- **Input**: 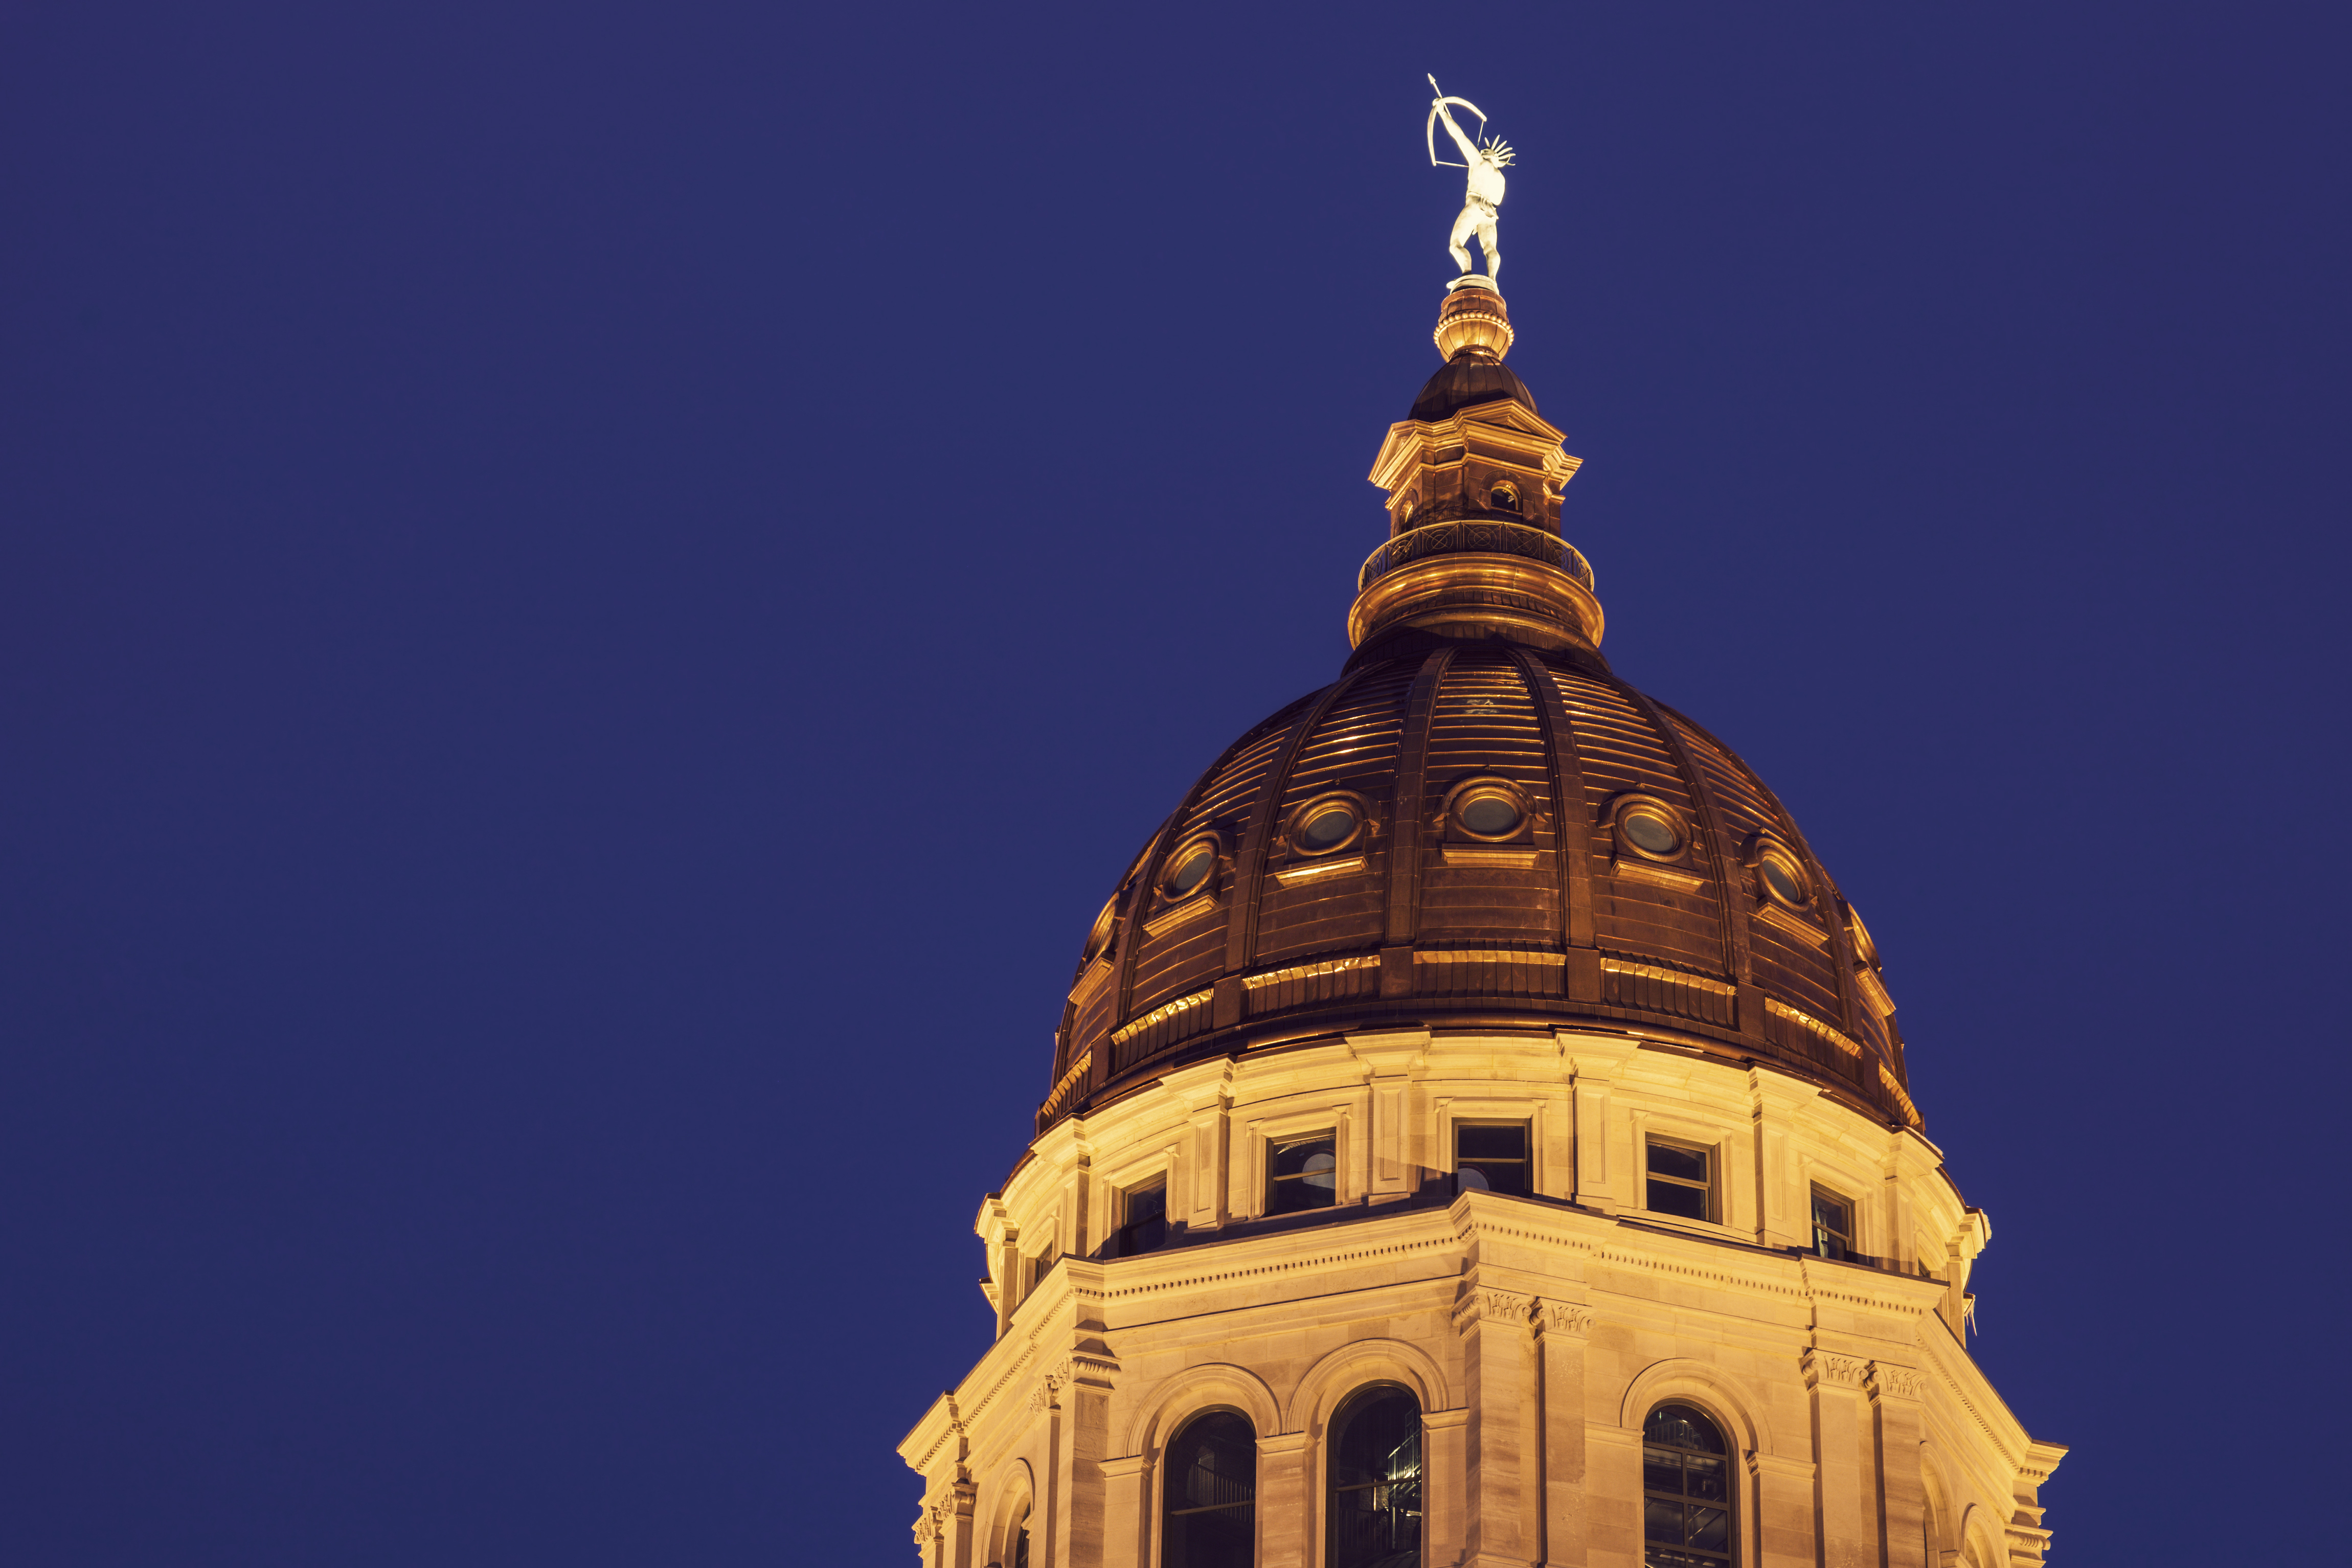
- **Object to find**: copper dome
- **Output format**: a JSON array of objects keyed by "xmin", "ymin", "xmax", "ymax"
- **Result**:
[{"xmin": 1041, "ymin": 284, "xmax": 1916, "ymax": 1135}]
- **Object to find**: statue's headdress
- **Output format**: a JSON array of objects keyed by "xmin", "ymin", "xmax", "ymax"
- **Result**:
[{"xmin": 1481, "ymin": 135, "xmax": 1517, "ymax": 167}]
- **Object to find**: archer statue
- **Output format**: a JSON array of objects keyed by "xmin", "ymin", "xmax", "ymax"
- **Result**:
[{"xmin": 1427, "ymin": 75, "xmax": 1515, "ymax": 283}]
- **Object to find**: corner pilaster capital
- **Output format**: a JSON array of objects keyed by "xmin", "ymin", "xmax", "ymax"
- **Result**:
[
  {"xmin": 1866, "ymin": 1360, "xmax": 1925, "ymax": 1403},
  {"xmin": 1257, "ymin": 1431, "xmax": 1310, "ymax": 1457},
  {"xmin": 1451, "ymin": 1286, "xmax": 1535, "ymax": 1336},
  {"xmin": 1097, "ymin": 1455, "xmax": 1148, "ymax": 1480},
  {"xmin": 1801, "ymin": 1347, "xmax": 1868, "ymax": 1393}
]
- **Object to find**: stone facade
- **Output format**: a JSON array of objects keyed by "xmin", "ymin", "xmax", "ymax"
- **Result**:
[{"xmin": 899, "ymin": 1029, "xmax": 2062, "ymax": 1567}]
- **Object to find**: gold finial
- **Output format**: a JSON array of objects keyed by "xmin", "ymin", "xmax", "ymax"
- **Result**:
[{"xmin": 1434, "ymin": 282, "xmax": 1514, "ymax": 361}]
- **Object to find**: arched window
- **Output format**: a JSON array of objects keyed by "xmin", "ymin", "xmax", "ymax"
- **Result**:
[
  {"xmin": 1008, "ymin": 1503, "xmax": 1030, "ymax": 1568},
  {"xmin": 1327, "ymin": 1385, "xmax": 1422, "ymax": 1568},
  {"xmin": 1643, "ymin": 1402, "xmax": 1734, "ymax": 1567},
  {"xmin": 1162, "ymin": 1410, "xmax": 1255, "ymax": 1568}
]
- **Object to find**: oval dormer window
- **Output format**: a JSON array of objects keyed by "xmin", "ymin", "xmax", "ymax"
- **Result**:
[
  {"xmin": 1163, "ymin": 841, "xmax": 1217, "ymax": 899},
  {"xmin": 1757, "ymin": 848, "xmax": 1811, "ymax": 908},
  {"xmin": 1450, "ymin": 781, "xmax": 1528, "ymax": 840},
  {"xmin": 1621, "ymin": 809, "xmax": 1681, "ymax": 856},
  {"xmin": 1286, "ymin": 793, "xmax": 1368, "ymax": 857},
  {"xmin": 1487, "ymin": 482, "xmax": 1520, "ymax": 511}
]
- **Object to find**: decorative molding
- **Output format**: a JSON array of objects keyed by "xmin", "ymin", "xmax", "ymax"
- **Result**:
[
  {"xmin": 1274, "ymin": 854, "xmax": 1369, "ymax": 886},
  {"xmin": 1243, "ymin": 955, "xmax": 1380, "ymax": 990},
  {"xmin": 1415, "ymin": 947, "xmax": 1565, "ymax": 967},
  {"xmin": 1853, "ymin": 965, "xmax": 1896, "ymax": 1017},
  {"xmin": 1451, "ymin": 1286, "xmax": 1534, "ymax": 1333},
  {"xmin": 1143, "ymin": 894, "xmax": 1222, "ymax": 939},
  {"xmin": 1802, "ymin": 1348, "xmax": 1868, "ymax": 1392},
  {"xmin": 1439, "ymin": 845, "xmax": 1541, "ymax": 869},
  {"xmin": 1879, "ymin": 1064, "xmax": 1923, "ymax": 1128},
  {"xmin": 1067, "ymin": 956, "xmax": 1114, "ymax": 1009},
  {"xmin": 1766, "ymin": 996, "xmax": 1863, "ymax": 1057},
  {"xmin": 1536, "ymin": 1299, "xmax": 1594, "ymax": 1337},
  {"xmin": 1601, "ymin": 956, "xmax": 1735, "ymax": 995},
  {"xmin": 1754, "ymin": 899, "xmax": 1830, "ymax": 949},
  {"xmin": 1609, "ymin": 856, "xmax": 1707, "ymax": 892},
  {"xmin": 1039, "ymin": 1052, "xmax": 1092, "ymax": 1121},
  {"xmin": 1867, "ymin": 1361, "xmax": 1925, "ymax": 1401},
  {"xmin": 1110, "ymin": 989, "xmax": 1210, "ymax": 1047}
]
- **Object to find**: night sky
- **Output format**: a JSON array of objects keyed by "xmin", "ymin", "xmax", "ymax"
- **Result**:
[{"xmin": 3, "ymin": 4, "xmax": 2346, "ymax": 1564}]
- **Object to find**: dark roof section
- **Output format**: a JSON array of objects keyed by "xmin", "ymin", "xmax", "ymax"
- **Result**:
[{"xmin": 1410, "ymin": 356, "xmax": 1537, "ymax": 422}]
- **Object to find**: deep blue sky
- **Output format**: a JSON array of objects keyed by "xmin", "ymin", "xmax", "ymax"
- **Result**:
[{"xmin": 3, "ymin": 4, "xmax": 2346, "ymax": 1564}]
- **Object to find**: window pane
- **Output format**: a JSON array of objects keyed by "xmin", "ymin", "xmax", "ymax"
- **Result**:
[
  {"xmin": 1329, "ymin": 1390, "xmax": 1422, "ymax": 1568},
  {"xmin": 1643, "ymin": 1451, "xmax": 1683, "ymax": 1495},
  {"xmin": 1456, "ymin": 1124, "xmax": 1526, "ymax": 1161},
  {"xmin": 1688, "ymin": 1506, "xmax": 1730, "ymax": 1553},
  {"xmin": 1273, "ymin": 1137, "xmax": 1333, "ymax": 1180},
  {"xmin": 1647, "ymin": 1179, "xmax": 1708, "ymax": 1221},
  {"xmin": 1463, "ymin": 1160, "xmax": 1527, "ymax": 1196},
  {"xmin": 1644, "ymin": 1404, "xmax": 1728, "ymax": 1454},
  {"xmin": 1129, "ymin": 1181, "xmax": 1167, "ymax": 1224},
  {"xmin": 1647, "ymin": 1142, "xmax": 1708, "ymax": 1184},
  {"xmin": 1682, "ymin": 1454, "xmax": 1725, "ymax": 1502},
  {"xmin": 1644, "ymin": 1498, "xmax": 1685, "ymax": 1543},
  {"xmin": 1165, "ymin": 1412, "xmax": 1255, "ymax": 1568}
]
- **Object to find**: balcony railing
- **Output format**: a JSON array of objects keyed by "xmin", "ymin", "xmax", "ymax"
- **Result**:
[{"xmin": 1358, "ymin": 519, "xmax": 1595, "ymax": 593}]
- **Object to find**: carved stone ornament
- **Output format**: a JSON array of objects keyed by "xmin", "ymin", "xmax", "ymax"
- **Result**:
[
  {"xmin": 1451, "ymin": 1287, "xmax": 1534, "ymax": 1333},
  {"xmin": 1537, "ymin": 1300, "xmax": 1594, "ymax": 1337},
  {"xmin": 1867, "ymin": 1361, "xmax": 1925, "ymax": 1401},
  {"xmin": 1802, "ymin": 1348, "xmax": 1868, "ymax": 1391}
]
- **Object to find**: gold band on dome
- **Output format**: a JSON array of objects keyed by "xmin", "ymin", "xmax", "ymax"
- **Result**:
[
  {"xmin": 1038, "ymin": 1051, "xmax": 1091, "ymax": 1121},
  {"xmin": 1109, "ymin": 988, "xmax": 1210, "ymax": 1048},
  {"xmin": 1241, "ymin": 955, "xmax": 1379, "ymax": 991},
  {"xmin": 1601, "ymin": 957, "xmax": 1736, "ymax": 996},
  {"xmin": 1880, "ymin": 1064, "xmax": 1923, "ymax": 1128},
  {"xmin": 1767, "ymin": 996, "xmax": 1863, "ymax": 1057}
]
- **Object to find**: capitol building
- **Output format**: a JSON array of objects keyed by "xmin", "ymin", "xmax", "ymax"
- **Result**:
[{"xmin": 897, "ymin": 217, "xmax": 2063, "ymax": 1568}]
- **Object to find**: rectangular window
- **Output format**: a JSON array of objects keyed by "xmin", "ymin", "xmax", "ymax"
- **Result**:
[
  {"xmin": 1028, "ymin": 1242, "xmax": 1056, "ymax": 1293},
  {"xmin": 1455, "ymin": 1122, "xmax": 1529, "ymax": 1195},
  {"xmin": 1811, "ymin": 1188, "xmax": 1852, "ymax": 1261},
  {"xmin": 1116, "ymin": 1176, "xmax": 1168, "ymax": 1256},
  {"xmin": 1645, "ymin": 1139, "xmax": 1712, "ymax": 1222},
  {"xmin": 1267, "ymin": 1133, "xmax": 1338, "ymax": 1215}
]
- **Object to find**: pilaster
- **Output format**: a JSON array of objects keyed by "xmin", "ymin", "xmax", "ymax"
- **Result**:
[
  {"xmin": 1534, "ymin": 1298, "xmax": 1592, "ymax": 1567},
  {"xmin": 1097, "ymin": 1455, "xmax": 1146, "ymax": 1568},
  {"xmin": 1422, "ymin": 1406, "xmax": 1471, "ymax": 1568},
  {"xmin": 1453, "ymin": 1284, "xmax": 1536, "ymax": 1567},
  {"xmin": 1803, "ymin": 1348, "xmax": 1872, "ymax": 1568},
  {"xmin": 1349, "ymin": 1028, "xmax": 1430, "ymax": 1199},
  {"xmin": 1867, "ymin": 1360, "xmax": 1926, "ymax": 1568},
  {"xmin": 1256, "ymin": 1431, "xmax": 1311, "ymax": 1568},
  {"xmin": 1561, "ymin": 1032, "xmax": 1638, "ymax": 1212}
]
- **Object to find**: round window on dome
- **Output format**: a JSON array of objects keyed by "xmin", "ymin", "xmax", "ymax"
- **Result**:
[
  {"xmin": 1757, "ymin": 850, "xmax": 1811, "ymax": 909},
  {"xmin": 1612, "ymin": 797, "xmax": 1688, "ymax": 860},
  {"xmin": 1163, "ymin": 840, "xmax": 1217, "ymax": 900},
  {"xmin": 1082, "ymin": 895, "xmax": 1120, "ymax": 960},
  {"xmin": 1449, "ymin": 781, "xmax": 1528, "ymax": 841},
  {"xmin": 1287, "ymin": 795, "xmax": 1366, "ymax": 856}
]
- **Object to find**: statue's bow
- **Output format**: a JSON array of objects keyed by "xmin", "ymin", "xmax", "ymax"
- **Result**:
[{"xmin": 1426, "ymin": 74, "xmax": 1488, "ymax": 167}]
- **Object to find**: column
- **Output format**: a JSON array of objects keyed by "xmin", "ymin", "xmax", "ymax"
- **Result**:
[
  {"xmin": 1535, "ymin": 1300, "xmax": 1592, "ymax": 1567},
  {"xmin": 1454, "ymin": 1286, "xmax": 1535, "ymax": 1568}
]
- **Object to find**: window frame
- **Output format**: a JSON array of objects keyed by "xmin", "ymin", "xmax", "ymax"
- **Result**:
[
  {"xmin": 1644, "ymin": 1135, "xmax": 1716, "ymax": 1224},
  {"xmin": 1159, "ymin": 1407, "xmax": 1258, "ymax": 1568},
  {"xmin": 1115, "ymin": 1173, "xmax": 1170, "ymax": 1258},
  {"xmin": 1452, "ymin": 1119, "xmax": 1532, "ymax": 1196},
  {"xmin": 1325, "ymin": 1383, "xmax": 1424, "ymax": 1568},
  {"xmin": 1265, "ymin": 1131, "xmax": 1339, "ymax": 1216},
  {"xmin": 1641, "ymin": 1400, "xmax": 1737, "ymax": 1568},
  {"xmin": 1809, "ymin": 1185, "xmax": 1854, "ymax": 1262}
]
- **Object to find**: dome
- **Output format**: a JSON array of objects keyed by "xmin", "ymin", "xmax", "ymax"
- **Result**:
[
  {"xmin": 1039, "ymin": 283, "xmax": 1917, "ymax": 1136},
  {"xmin": 1410, "ymin": 356, "xmax": 1536, "ymax": 422}
]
